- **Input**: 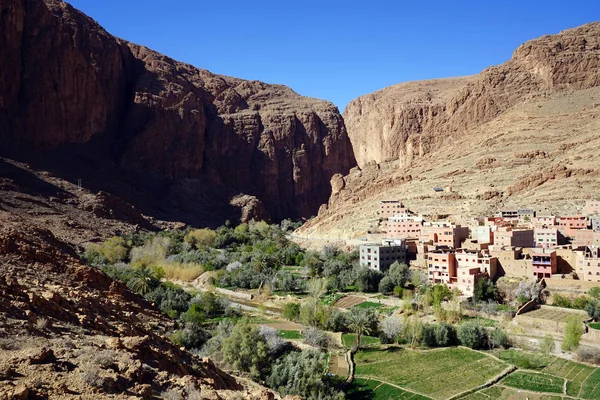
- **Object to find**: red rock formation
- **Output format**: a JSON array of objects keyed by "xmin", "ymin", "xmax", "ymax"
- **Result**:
[
  {"xmin": 344, "ymin": 22, "xmax": 600, "ymax": 168},
  {"xmin": 0, "ymin": 0, "xmax": 356, "ymax": 222}
]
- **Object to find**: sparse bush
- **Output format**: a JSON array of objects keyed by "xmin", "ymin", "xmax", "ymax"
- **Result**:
[
  {"xmin": 489, "ymin": 327, "xmax": 510, "ymax": 349},
  {"xmin": 36, "ymin": 317, "xmax": 49, "ymax": 330},
  {"xmin": 576, "ymin": 347, "xmax": 600, "ymax": 365},
  {"xmin": 258, "ymin": 326, "xmax": 289, "ymax": 356},
  {"xmin": 184, "ymin": 229, "xmax": 217, "ymax": 248},
  {"xmin": 145, "ymin": 282, "xmax": 192, "ymax": 317},
  {"xmin": 434, "ymin": 323, "xmax": 457, "ymax": 347},
  {"xmin": 303, "ymin": 327, "xmax": 329, "ymax": 349},
  {"xmin": 159, "ymin": 262, "xmax": 205, "ymax": 281},
  {"xmin": 540, "ymin": 335, "xmax": 556, "ymax": 356},
  {"xmin": 562, "ymin": 316, "xmax": 583, "ymax": 351},
  {"xmin": 380, "ymin": 315, "xmax": 403, "ymax": 343},
  {"xmin": 130, "ymin": 236, "xmax": 170, "ymax": 266}
]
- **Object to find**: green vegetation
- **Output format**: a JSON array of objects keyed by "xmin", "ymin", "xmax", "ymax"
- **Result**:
[
  {"xmin": 459, "ymin": 315, "xmax": 498, "ymax": 327},
  {"xmin": 562, "ymin": 315, "xmax": 584, "ymax": 351},
  {"xmin": 500, "ymin": 371, "xmax": 564, "ymax": 394},
  {"xmin": 347, "ymin": 378, "xmax": 431, "ymax": 400},
  {"xmin": 278, "ymin": 330, "xmax": 303, "ymax": 340},
  {"xmin": 590, "ymin": 322, "xmax": 600, "ymax": 330},
  {"xmin": 354, "ymin": 347, "xmax": 506, "ymax": 399},
  {"xmin": 496, "ymin": 349, "xmax": 551, "ymax": 370},
  {"xmin": 353, "ymin": 301, "xmax": 384, "ymax": 310},
  {"xmin": 580, "ymin": 369, "xmax": 600, "ymax": 399},
  {"xmin": 343, "ymin": 334, "xmax": 380, "ymax": 349}
]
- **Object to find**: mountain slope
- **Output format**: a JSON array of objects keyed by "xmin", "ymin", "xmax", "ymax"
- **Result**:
[
  {"xmin": 0, "ymin": 0, "xmax": 356, "ymax": 223},
  {"xmin": 300, "ymin": 22, "xmax": 600, "ymax": 240}
]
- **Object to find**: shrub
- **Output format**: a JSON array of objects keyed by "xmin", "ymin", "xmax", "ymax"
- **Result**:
[
  {"xmin": 91, "ymin": 236, "xmax": 129, "ymax": 264},
  {"xmin": 458, "ymin": 321, "xmax": 488, "ymax": 349},
  {"xmin": 282, "ymin": 302, "xmax": 301, "ymax": 322},
  {"xmin": 576, "ymin": 347, "xmax": 600, "ymax": 365},
  {"xmin": 324, "ymin": 309, "xmax": 348, "ymax": 333},
  {"xmin": 434, "ymin": 323, "xmax": 457, "ymax": 347},
  {"xmin": 258, "ymin": 326, "xmax": 289, "ymax": 356},
  {"xmin": 184, "ymin": 229, "xmax": 217, "ymax": 248},
  {"xmin": 303, "ymin": 327, "xmax": 329, "ymax": 350},
  {"xmin": 473, "ymin": 277, "xmax": 497, "ymax": 303},
  {"xmin": 266, "ymin": 350, "xmax": 342, "ymax": 399},
  {"xmin": 393, "ymin": 285, "xmax": 404, "ymax": 298},
  {"xmin": 130, "ymin": 236, "xmax": 170, "ymax": 266},
  {"xmin": 422, "ymin": 324, "xmax": 437, "ymax": 347},
  {"xmin": 159, "ymin": 262, "xmax": 204, "ymax": 281},
  {"xmin": 540, "ymin": 334, "xmax": 555, "ymax": 356},
  {"xmin": 489, "ymin": 327, "xmax": 510, "ymax": 349},
  {"xmin": 585, "ymin": 299, "xmax": 600, "ymax": 321},
  {"xmin": 378, "ymin": 276, "xmax": 395, "ymax": 294},
  {"xmin": 127, "ymin": 266, "xmax": 160, "ymax": 295},
  {"xmin": 172, "ymin": 326, "xmax": 209, "ymax": 350},
  {"xmin": 380, "ymin": 315, "xmax": 403, "ymax": 343},
  {"xmin": 562, "ymin": 316, "xmax": 583, "ymax": 351},
  {"xmin": 222, "ymin": 323, "xmax": 271, "ymax": 379},
  {"xmin": 388, "ymin": 261, "xmax": 410, "ymax": 287},
  {"xmin": 145, "ymin": 282, "xmax": 192, "ymax": 317}
]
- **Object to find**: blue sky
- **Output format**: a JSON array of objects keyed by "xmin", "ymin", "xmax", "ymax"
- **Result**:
[{"xmin": 68, "ymin": 0, "xmax": 598, "ymax": 110}]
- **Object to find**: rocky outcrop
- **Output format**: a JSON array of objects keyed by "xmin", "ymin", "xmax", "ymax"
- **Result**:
[
  {"xmin": 344, "ymin": 22, "xmax": 600, "ymax": 168},
  {"xmin": 0, "ymin": 0, "xmax": 356, "ymax": 222}
]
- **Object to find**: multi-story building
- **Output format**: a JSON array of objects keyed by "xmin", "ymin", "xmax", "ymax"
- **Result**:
[
  {"xmin": 532, "ymin": 215, "xmax": 556, "ymax": 227},
  {"xmin": 385, "ymin": 213, "xmax": 423, "ymax": 238},
  {"xmin": 575, "ymin": 247, "xmax": 600, "ymax": 283},
  {"xmin": 590, "ymin": 215, "xmax": 600, "ymax": 232},
  {"xmin": 454, "ymin": 250, "xmax": 498, "ymax": 297},
  {"xmin": 470, "ymin": 225, "xmax": 493, "ymax": 244},
  {"xmin": 585, "ymin": 200, "xmax": 600, "ymax": 216},
  {"xmin": 359, "ymin": 240, "xmax": 406, "ymax": 272},
  {"xmin": 493, "ymin": 227, "xmax": 534, "ymax": 248},
  {"xmin": 379, "ymin": 200, "xmax": 408, "ymax": 219},
  {"xmin": 518, "ymin": 209, "xmax": 536, "ymax": 224},
  {"xmin": 427, "ymin": 249, "xmax": 456, "ymax": 287},
  {"xmin": 421, "ymin": 222, "xmax": 469, "ymax": 249},
  {"xmin": 557, "ymin": 215, "xmax": 588, "ymax": 237},
  {"xmin": 497, "ymin": 209, "xmax": 519, "ymax": 220},
  {"xmin": 489, "ymin": 247, "xmax": 531, "ymax": 278},
  {"xmin": 531, "ymin": 249, "xmax": 557, "ymax": 279},
  {"xmin": 534, "ymin": 225, "xmax": 559, "ymax": 248}
]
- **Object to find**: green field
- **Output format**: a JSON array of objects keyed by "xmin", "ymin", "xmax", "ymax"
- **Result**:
[
  {"xmin": 277, "ymin": 329, "xmax": 303, "ymax": 339},
  {"xmin": 343, "ymin": 334, "xmax": 380, "ymax": 349},
  {"xmin": 500, "ymin": 370, "xmax": 564, "ymax": 394},
  {"xmin": 354, "ymin": 347, "xmax": 507, "ymax": 399},
  {"xmin": 353, "ymin": 301, "xmax": 384, "ymax": 309},
  {"xmin": 495, "ymin": 349, "xmax": 552, "ymax": 370},
  {"xmin": 590, "ymin": 322, "xmax": 600, "ymax": 330},
  {"xmin": 459, "ymin": 315, "xmax": 499, "ymax": 327},
  {"xmin": 580, "ymin": 369, "xmax": 600, "ymax": 399},
  {"xmin": 347, "ymin": 378, "xmax": 431, "ymax": 400}
]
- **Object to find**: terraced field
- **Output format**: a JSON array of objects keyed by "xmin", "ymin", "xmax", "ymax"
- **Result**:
[
  {"xmin": 335, "ymin": 295, "xmax": 366, "ymax": 308},
  {"xmin": 347, "ymin": 378, "xmax": 431, "ymax": 400},
  {"xmin": 354, "ymin": 347, "xmax": 508, "ymax": 399},
  {"xmin": 543, "ymin": 358, "xmax": 596, "ymax": 397}
]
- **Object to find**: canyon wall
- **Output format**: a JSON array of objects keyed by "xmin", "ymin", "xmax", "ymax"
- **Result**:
[
  {"xmin": 0, "ymin": 0, "xmax": 356, "ymax": 222},
  {"xmin": 344, "ymin": 22, "xmax": 600, "ymax": 168}
]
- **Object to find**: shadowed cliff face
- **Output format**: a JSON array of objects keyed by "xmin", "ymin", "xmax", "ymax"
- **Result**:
[
  {"xmin": 344, "ymin": 22, "xmax": 600, "ymax": 168},
  {"xmin": 0, "ymin": 0, "xmax": 356, "ymax": 222}
]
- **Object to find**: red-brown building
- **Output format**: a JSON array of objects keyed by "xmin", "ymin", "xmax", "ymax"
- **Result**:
[
  {"xmin": 531, "ymin": 250, "xmax": 557, "ymax": 279},
  {"xmin": 379, "ymin": 200, "xmax": 408, "ymax": 219},
  {"xmin": 427, "ymin": 250, "xmax": 457, "ymax": 286},
  {"xmin": 557, "ymin": 215, "xmax": 588, "ymax": 237}
]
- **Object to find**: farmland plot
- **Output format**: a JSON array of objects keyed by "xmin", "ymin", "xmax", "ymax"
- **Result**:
[
  {"xmin": 354, "ymin": 347, "xmax": 507, "ymax": 399},
  {"xmin": 500, "ymin": 371, "xmax": 564, "ymax": 394}
]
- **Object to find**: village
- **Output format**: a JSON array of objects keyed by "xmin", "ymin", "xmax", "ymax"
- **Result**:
[{"xmin": 360, "ymin": 199, "xmax": 600, "ymax": 298}]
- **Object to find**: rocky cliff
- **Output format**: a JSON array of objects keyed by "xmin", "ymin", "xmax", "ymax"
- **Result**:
[
  {"xmin": 344, "ymin": 22, "xmax": 600, "ymax": 168},
  {"xmin": 0, "ymin": 0, "xmax": 356, "ymax": 223},
  {"xmin": 300, "ymin": 22, "xmax": 600, "ymax": 241}
]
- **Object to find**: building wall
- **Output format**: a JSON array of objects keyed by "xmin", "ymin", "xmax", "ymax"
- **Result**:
[
  {"xmin": 385, "ymin": 220, "xmax": 422, "ymax": 238},
  {"xmin": 557, "ymin": 215, "xmax": 588, "ymax": 237},
  {"xmin": 532, "ymin": 251, "xmax": 557, "ymax": 279},
  {"xmin": 534, "ymin": 226, "xmax": 558, "ymax": 248},
  {"xmin": 427, "ymin": 252, "xmax": 456, "ymax": 286},
  {"xmin": 573, "ymin": 230, "xmax": 600, "ymax": 248},
  {"xmin": 490, "ymin": 248, "xmax": 531, "ymax": 278},
  {"xmin": 379, "ymin": 201, "xmax": 406, "ymax": 219},
  {"xmin": 471, "ymin": 226, "xmax": 493, "ymax": 244},
  {"xmin": 360, "ymin": 244, "xmax": 406, "ymax": 272}
]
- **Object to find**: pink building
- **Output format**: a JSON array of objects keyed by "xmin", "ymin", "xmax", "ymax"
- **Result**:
[
  {"xmin": 532, "ymin": 216, "xmax": 556, "ymax": 226},
  {"xmin": 557, "ymin": 215, "xmax": 588, "ymax": 237},
  {"xmin": 531, "ymin": 250, "xmax": 557, "ymax": 279},
  {"xmin": 379, "ymin": 200, "xmax": 408, "ymax": 219},
  {"xmin": 585, "ymin": 200, "xmax": 600, "ymax": 216},
  {"xmin": 421, "ymin": 223, "xmax": 469, "ymax": 249},
  {"xmin": 576, "ymin": 247, "xmax": 600, "ymax": 283},
  {"xmin": 494, "ymin": 228, "xmax": 534, "ymax": 248},
  {"xmin": 427, "ymin": 250, "xmax": 457, "ymax": 287},
  {"xmin": 534, "ymin": 225, "xmax": 559, "ymax": 248},
  {"xmin": 385, "ymin": 214, "xmax": 423, "ymax": 238}
]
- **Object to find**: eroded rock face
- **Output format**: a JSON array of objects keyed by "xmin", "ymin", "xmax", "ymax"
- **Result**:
[
  {"xmin": 344, "ymin": 22, "xmax": 600, "ymax": 168},
  {"xmin": 0, "ymin": 0, "xmax": 356, "ymax": 222}
]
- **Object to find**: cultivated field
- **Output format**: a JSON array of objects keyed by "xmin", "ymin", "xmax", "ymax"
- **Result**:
[
  {"xmin": 354, "ymin": 347, "xmax": 508, "ymax": 399},
  {"xmin": 347, "ymin": 378, "xmax": 431, "ymax": 400},
  {"xmin": 335, "ymin": 295, "xmax": 367, "ymax": 308}
]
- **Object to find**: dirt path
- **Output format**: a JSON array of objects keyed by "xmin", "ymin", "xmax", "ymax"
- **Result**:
[
  {"xmin": 262, "ymin": 322, "xmax": 303, "ymax": 331},
  {"xmin": 328, "ymin": 354, "xmax": 350, "ymax": 377}
]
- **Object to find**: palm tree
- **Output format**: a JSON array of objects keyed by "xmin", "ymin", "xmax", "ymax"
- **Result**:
[
  {"xmin": 347, "ymin": 310, "xmax": 372, "ymax": 352},
  {"xmin": 128, "ymin": 266, "xmax": 158, "ymax": 295}
]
